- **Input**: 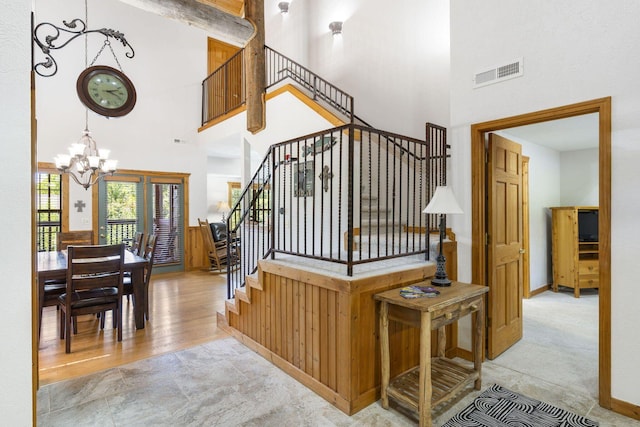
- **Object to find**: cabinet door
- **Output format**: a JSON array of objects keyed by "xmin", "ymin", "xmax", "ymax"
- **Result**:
[{"xmin": 552, "ymin": 208, "xmax": 579, "ymax": 288}]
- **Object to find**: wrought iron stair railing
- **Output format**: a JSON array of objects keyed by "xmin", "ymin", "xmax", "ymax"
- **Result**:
[
  {"xmin": 201, "ymin": 47, "xmax": 450, "ymax": 298},
  {"xmin": 226, "ymin": 123, "xmax": 448, "ymax": 299}
]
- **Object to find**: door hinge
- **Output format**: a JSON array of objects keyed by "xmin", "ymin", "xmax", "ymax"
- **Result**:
[
  {"xmin": 485, "ymin": 233, "xmax": 490, "ymax": 245},
  {"xmin": 487, "ymin": 317, "xmax": 492, "ymax": 327}
]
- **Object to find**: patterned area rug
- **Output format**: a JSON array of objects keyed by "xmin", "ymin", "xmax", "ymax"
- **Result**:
[{"xmin": 442, "ymin": 384, "xmax": 599, "ymax": 426}]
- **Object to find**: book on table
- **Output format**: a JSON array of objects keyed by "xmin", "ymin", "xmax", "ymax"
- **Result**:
[{"xmin": 399, "ymin": 285, "xmax": 441, "ymax": 299}]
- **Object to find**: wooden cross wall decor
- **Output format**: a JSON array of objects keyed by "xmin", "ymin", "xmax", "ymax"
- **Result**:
[
  {"xmin": 74, "ymin": 200, "xmax": 86, "ymax": 212},
  {"xmin": 319, "ymin": 165, "xmax": 333, "ymax": 193}
]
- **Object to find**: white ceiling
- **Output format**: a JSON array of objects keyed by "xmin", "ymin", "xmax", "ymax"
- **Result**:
[{"xmin": 497, "ymin": 112, "xmax": 599, "ymax": 152}]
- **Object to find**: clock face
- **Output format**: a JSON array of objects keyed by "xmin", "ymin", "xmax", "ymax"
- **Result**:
[
  {"xmin": 87, "ymin": 73, "xmax": 129, "ymax": 109},
  {"xmin": 77, "ymin": 65, "xmax": 137, "ymax": 117}
]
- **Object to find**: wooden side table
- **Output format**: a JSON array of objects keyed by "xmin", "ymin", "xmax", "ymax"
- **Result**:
[{"xmin": 374, "ymin": 281, "xmax": 488, "ymax": 427}]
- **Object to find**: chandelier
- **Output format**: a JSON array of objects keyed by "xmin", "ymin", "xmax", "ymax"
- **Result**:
[{"xmin": 54, "ymin": 125, "xmax": 117, "ymax": 190}]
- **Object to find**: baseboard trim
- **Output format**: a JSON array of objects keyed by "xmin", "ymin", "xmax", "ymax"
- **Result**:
[
  {"xmin": 611, "ymin": 397, "xmax": 640, "ymax": 421},
  {"xmin": 454, "ymin": 347, "xmax": 473, "ymax": 362},
  {"xmin": 529, "ymin": 284, "xmax": 550, "ymax": 298}
]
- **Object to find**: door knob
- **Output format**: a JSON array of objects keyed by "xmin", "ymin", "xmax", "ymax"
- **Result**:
[
  {"xmin": 519, "ymin": 248, "xmax": 526, "ymax": 254},
  {"xmin": 100, "ymin": 234, "xmax": 106, "ymax": 238}
]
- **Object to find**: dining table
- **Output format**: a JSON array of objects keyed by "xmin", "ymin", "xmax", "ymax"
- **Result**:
[{"xmin": 37, "ymin": 249, "xmax": 149, "ymax": 330}]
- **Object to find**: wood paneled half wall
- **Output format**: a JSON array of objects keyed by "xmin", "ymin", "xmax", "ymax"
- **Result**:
[{"xmin": 218, "ymin": 239, "xmax": 458, "ymax": 415}]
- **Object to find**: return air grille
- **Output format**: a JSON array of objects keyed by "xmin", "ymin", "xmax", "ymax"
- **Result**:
[{"xmin": 473, "ymin": 58, "xmax": 523, "ymax": 88}]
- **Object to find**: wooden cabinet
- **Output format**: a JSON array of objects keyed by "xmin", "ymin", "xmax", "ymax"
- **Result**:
[{"xmin": 550, "ymin": 206, "xmax": 599, "ymax": 298}]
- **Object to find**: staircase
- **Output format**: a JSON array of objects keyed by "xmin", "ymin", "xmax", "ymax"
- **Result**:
[{"xmin": 202, "ymin": 47, "xmax": 449, "ymax": 299}]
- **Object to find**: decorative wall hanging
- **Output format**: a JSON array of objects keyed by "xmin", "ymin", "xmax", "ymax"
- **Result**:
[
  {"xmin": 319, "ymin": 165, "xmax": 333, "ymax": 193},
  {"xmin": 294, "ymin": 161, "xmax": 314, "ymax": 197},
  {"xmin": 302, "ymin": 136, "xmax": 337, "ymax": 157}
]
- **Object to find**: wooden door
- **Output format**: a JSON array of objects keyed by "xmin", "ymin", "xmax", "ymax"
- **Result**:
[
  {"xmin": 522, "ymin": 156, "xmax": 530, "ymax": 298},
  {"xmin": 487, "ymin": 133, "xmax": 523, "ymax": 359}
]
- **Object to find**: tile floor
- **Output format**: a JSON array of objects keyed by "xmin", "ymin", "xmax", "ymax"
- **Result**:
[{"xmin": 37, "ymin": 290, "xmax": 640, "ymax": 426}]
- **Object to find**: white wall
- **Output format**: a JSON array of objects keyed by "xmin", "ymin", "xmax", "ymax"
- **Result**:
[
  {"xmin": 206, "ymin": 156, "xmax": 241, "ymax": 222},
  {"xmin": 0, "ymin": 2, "xmax": 35, "ymax": 424},
  {"xmin": 35, "ymin": 0, "xmax": 210, "ymax": 227},
  {"xmin": 521, "ymin": 140, "xmax": 561, "ymax": 291},
  {"xmin": 450, "ymin": 0, "xmax": 640, "ymax": 406},
  {"xmin": 560, "ymin": 148, "xmax": 598, "ymax": 206},
  {"xmin": 264, "ymin": 0, "xmax": 451, "ymax": 139}
]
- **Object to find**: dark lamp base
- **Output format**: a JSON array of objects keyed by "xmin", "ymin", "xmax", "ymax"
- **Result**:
[
  {"xmin": 431, "ymin": 277, "xmax": 452, "ymax": 287},
  {"xmin": 432, "ymin": 251, "xmax": 451, "ymax": 287}
]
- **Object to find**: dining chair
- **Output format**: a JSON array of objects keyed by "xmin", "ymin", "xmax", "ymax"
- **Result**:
[
  {"xmin": 123, "ymin": 233, "xmax": 157, "ymax": 321},
  {"xmin": 56, "ymin": 230, "xmax": 94, "ymax": 250},
  {"xmin": 58, "ymin": 243, "xmax": 125, "ymax": 353},
  {"xmin": 39, "ymin": 231, "xmax": 95, "ymax": 338},
  {"xmin": 130, "ymin": 231, "xmax": 145, "ymax": 256}
]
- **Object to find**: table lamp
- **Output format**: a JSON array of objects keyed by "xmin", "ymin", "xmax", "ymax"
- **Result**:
[
  {"xmin": 423, "ymin": 186, "xmax": 463, "ymax": 286},
  {"xmin": 217, "ymin": 201, "xmax": 231, "ymax": 222}
]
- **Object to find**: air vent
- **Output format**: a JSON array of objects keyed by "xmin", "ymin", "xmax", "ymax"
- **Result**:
[{"xmin": 473, "ymin": 58, "xmax": 523, "ymax": 88}]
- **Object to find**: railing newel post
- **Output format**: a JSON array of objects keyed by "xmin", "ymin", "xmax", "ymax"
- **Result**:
[{"xmin": 347, "ymin": 124, "xmax": 355, "ymax": 276}]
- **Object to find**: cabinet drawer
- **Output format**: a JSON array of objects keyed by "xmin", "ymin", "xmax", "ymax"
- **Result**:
[
  {"xmin": 579, "ymin": 275, "xmax": 599, "ymax": 289},
  {"xmin": 579, "ymin": 260, "xmax": 599, "ymax": 275},
  {"xmin": 431, "ymin": 296, "xmax": 483, "ymax": 330}
]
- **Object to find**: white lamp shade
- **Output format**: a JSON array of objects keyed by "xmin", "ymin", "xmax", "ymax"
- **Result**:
[
  {"xmin": 423, "ymin": 186, "xmax": 463, "ymax": 214},
  {"xmin": 217, "ymin": 201, "xmax": 231, "ymax": 213}
]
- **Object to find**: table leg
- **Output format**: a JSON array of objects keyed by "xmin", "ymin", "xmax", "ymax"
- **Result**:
[
  {"xmin": 132, "ymin": 266, "xmax": 146, "ymax": 329},
  {"xmin": 473, "ymin": 297, "xmax": 484, "ymax": 390},
  {"xmin": 419, "ymin": 311, "xmax": 432, "ymax": 427},
  {"xmin": 437, "ymin": 327, "xmax": 446, "ymax": 358},
  {"xmin": 379, "ymin": 301, "xmax": 390, "ymax": 409}
]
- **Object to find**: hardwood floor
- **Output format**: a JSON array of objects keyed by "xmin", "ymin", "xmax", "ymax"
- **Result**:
[{"xmin": 38, "ymin": 270, "xmax": 230, "ymax": 386}]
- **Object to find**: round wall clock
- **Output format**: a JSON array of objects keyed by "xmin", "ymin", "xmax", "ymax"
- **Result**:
[{"xmin": 76, "ymin": 65, "xmax": 137, "ymax": 117}]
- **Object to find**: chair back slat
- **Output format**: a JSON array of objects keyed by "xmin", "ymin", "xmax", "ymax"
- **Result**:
[
  {"xmin": 130, "ymin": 232, "xmax": 145, "ymax": 256},
  {"xmin": 57, "ymin": 230, "xmax": 93, "ymax": 250},
  {"xmin": 67, "ymin": 244, "xmax": 125, "ymax": 293}
]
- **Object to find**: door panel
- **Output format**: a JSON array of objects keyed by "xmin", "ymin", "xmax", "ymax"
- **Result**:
[
  {"xmin": 98, "ymin": 178, "xmax": 144, "ymax": 246},
  {"xmin": 487, "ymin": 133, "xmax": 523, "ymax": 359}
]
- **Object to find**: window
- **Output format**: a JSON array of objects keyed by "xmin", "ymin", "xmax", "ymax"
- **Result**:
[
  {"xmin": 152, "ymin": 182, "xmax": 183, "ymax": 265},
  {"xmin": 227, "ymin": 181, "xmax": 271, "ymax": 227},
  {"xmin": 36, "ymin": 172, "xmax": 62, "ymax": 251},
  {"xmin": 250, "ymin": 184, "xmax": 271, "ymax": 224}
]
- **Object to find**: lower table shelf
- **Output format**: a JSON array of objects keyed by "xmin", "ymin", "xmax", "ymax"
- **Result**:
[{"xmin": 387, "ymin": 357, "xmax": 479, "ymax": 412}]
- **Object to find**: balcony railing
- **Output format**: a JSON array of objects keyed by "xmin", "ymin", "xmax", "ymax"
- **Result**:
[
  {"xmin": 202, "ymin": 46, "xmax": 355, "ymax": 126},
  {"xmin": 202, "ymin": 49, "xmax": 245, "ymax": 125},
  {"xmin": 106, "ymin": 219, "xmax": 137, "ymax": 246}
]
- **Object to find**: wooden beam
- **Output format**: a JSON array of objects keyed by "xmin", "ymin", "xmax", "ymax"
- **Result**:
[
  {"xmin": 117, "ymin": 0, "xmax": 254, "ymax": 46},
  {"xmin": 244, "ymin": 0, "xmax": 266, "ymax": 133}
]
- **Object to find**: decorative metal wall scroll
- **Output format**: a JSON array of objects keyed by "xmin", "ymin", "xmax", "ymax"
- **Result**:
[{"xmin": 33, "ymin": 17, "xmax": 135, "ymax": 77}]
